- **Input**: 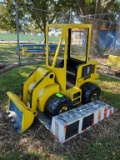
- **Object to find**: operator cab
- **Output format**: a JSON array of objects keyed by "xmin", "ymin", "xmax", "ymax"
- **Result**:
[
  {"xmin": 46, "ymin": 24, "xmax": 91, "ymax": 90},
  {"xmin": 66, "ymin": 28, "xmax": 89, "ymax": 86}
]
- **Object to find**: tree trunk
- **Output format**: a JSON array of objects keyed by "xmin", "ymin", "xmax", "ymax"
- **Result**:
[
  {"xmin": 91, "ymin": 24, "xmax": 102, "ymax": 57},
  {"xmin": 95, "ymin": 0, "xmax": 101, "ymax": 14},
  {"xmin": 80, "ymin": 16, "xmax": 102, "ymax": 57},
  {"xmin": 77, "ymin": 0, "xmax": 89, "ymax": 16}
]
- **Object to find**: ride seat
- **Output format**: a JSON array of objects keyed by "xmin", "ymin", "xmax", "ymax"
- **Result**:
[{"xmin": 66, "ymin": 58, "xmax": 82, "ymax": 86}]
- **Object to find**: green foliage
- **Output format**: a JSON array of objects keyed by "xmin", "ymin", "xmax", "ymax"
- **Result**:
[
  {"xmin": 110, "ymin": 1, "xmax": 120, "ymax": 12},
  {"xmin": 24, "ymin": 0, "xmax": 73, "ymax": 41},
  {"xmin": 0, "ymin": 0, "xmax": 26, "ymax": 32},
  {"xmin": 85, "ymin": 0, "xmax": 93, "ymax": 5},
  {"xmin": 76, "ymin": 0, "xmax": 119, "ymax": 15},
  {"xmin": 0, "ymin": 4, "xmax": 15, "ymax": 31}
]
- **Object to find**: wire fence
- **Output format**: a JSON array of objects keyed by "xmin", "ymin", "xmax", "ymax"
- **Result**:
[
  {"xmin": 80, "ymin": 14, "xmax": 120, "ymax": 57},
  {"xmin": 0, "ymin": 2, "xmax": 120, "ymax": 67}
]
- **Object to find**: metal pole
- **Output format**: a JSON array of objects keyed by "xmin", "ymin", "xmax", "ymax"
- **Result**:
[
  {"xmin": 113, "ymin": 13, "xmax": 120, "ymax": 55},
  {"xmin": 69, "ymin": 8, "xmax": 72, "ymax": 23},
  {"xmin": 15, "ymin": 2, "xmax": 20, "ymax": 65}
]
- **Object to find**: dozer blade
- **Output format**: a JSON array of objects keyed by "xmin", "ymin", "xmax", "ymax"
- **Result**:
[{"xmin": 7, "ymin": 91, "xmax": 35, "ymax": 133}]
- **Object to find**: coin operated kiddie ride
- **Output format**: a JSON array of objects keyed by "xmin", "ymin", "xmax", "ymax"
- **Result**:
[{"xmin": 7, "ymin": 24, "xmax": 113, "ymax": 143}]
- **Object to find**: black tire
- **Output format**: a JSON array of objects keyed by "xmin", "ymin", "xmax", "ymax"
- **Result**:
[
  {"xmin": 45, "ymin": 93, "xmax": 72, "ymax": 117},
  {"xmin": 81, "ymin": 82, "xmax": 101, "ymax": 104}
]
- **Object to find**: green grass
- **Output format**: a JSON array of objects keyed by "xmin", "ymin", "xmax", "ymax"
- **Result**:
[
  {"xmin": 0, "ymin": 44, "xmax": 18, "ymax": 64},
  {"xmin": 0, "ymin": 65, "xmax": 40, "ymax": 106},
  {"xmin": 0, "ymin": 44, "xmax": 46, "ymax": 64},
  {"xmin": 0, "ymin": 66, "xmax": 120, "ymax": 160},
  {"xmin": 0, "ymin": 42, "xmax": 61, "ymax": 65},
  {"xmin": 75, "ymin": 135, "xmax": 120, "ymax": 160},
  {"xmin": 0, "ymin": 33, "xmax": 60, "ymax": 42},
  {"xmin": 98, "ymin": 73, "xmax": 120, "ymax": 109},
  {"xmin": 0, "ymin": 33, "xmax": 44, "ymax": 41}
]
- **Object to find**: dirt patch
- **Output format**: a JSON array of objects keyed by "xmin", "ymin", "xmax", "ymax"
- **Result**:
[
  {"xmin": 0, "ymin": 107, "xmax": 120, "ymax": 159},
  {"xmin": 97, "ymin": 64, "xmax": 120, "ymax": 79},
  {"xmin": 94, "ymin": 57, "xmax": 120, "ymax": 79},
  {"xmin": 0, "ymin": 63, "xmax": 19, "ymax": 75}
]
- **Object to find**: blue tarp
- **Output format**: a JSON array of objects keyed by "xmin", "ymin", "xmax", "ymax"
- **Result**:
[{"xmin": 99, "ymin": 30, "xmax": 116, "ymax": 48}]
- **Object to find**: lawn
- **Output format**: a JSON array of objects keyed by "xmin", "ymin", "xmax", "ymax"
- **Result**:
[
  {"xmin": 0, "ymin": 42, "xmax": 62, "ymax": 65},
  {"xmin": 0, "ymin": 33, "xmax": 44, "ymax": 42},
  {"xmin": 0, "ymin": 33, "xmax": 60, "ymax": 42},
  {"xmin": 0, "ymin": 44, "xmax": 46, "ymax": 65},
  {"xmin": 0, "ymin": 65, "xmax": 120, "ymax": 160},
  {"xmin": 0, "ymin": 44, "xmax": 18, "ymax": 64}
]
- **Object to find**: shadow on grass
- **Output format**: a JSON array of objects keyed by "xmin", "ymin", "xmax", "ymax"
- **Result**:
[
  {"xmin": 99, "ymin": 72, "xmax": 120, "ymax": 83},
  {"xmin": 0, "ymin": 65, "xmax": 40, "ymax": 106},
  {"xmin": 0, "ymin": 152, "xmax": 42, "ymax": 160}
]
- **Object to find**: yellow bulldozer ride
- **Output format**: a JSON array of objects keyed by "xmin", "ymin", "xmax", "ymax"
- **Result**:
[{"xmin": 7, "ymin": 24, "xmax": 101, "ymax": 134}]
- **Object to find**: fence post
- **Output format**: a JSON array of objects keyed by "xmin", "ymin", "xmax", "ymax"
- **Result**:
[{"xmin": 14, "ymin": 2, "xmax": 20, "ymax": 65}]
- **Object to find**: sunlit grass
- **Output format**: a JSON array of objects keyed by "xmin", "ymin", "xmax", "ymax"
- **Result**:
[
  {"xmin": 98, "ymin": 73, "xmax": 120, "ymax": 109},
  {"xmin": 0, "ymin": 44, "xmax": 17, "ymax": 64},
  {"xmin": 0, "ymin": 44, "xmax": 46, "ymax": 64}
]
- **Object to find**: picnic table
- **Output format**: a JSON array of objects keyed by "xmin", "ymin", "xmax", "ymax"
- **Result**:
[
  {"xmin": 19, "ymin": 43, "xmax": 64, "ymax": 56},
  {"xmin": 19, "ymin": 44, "xmax": 45, "ymax": 55}
]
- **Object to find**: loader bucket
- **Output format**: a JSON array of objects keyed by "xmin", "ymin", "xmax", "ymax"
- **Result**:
[{"xmin": 7, "ymin": 91, "xmax": 35, "ymax": 133}]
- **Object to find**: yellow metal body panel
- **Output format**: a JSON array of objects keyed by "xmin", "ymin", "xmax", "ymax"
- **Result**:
[
  {"xmin": 30, "ymin": 71, "xmax": 56, "ymax": 113},
  {"xmin": 66, "ymin": 87, "xmax": 82, "ymax": 105},
  {"xmin": 23, "ymin": 67, "xmax": 49, "ymax": 104},
  {"xmin": 7, "ymin": 91, "xmax": 35, "ymax": 133},
  {"xmin": 47, "ymin": 66, "xmax": 66, "ymax": 93},
  {"xmin": 75, "ymin": 60, "xmax": 99, "ymax": 87},
  {"xmin": 106, "ymin": 55, "xmax": 120, "ymax": 67},
  {"xmin": 38, "ymin": 84, "xmax": 59, "ymax": 112}
]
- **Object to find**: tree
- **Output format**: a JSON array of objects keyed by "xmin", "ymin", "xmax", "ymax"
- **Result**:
[
  {"xmin": 24, "ymin": 0, "xmax": 74, "ymax": 43},
  {"xmin": 0, "ymin": 0, "xmax": 26, "ymax": 32},
  {"xmin": 76, "ymin": 0, "xmax": 120, "ymax": 16},
  {"xmin": 0, "ymin": 0, "xmax": 119, "ymax": 50},
  {"xmin": 0, "ymin": 3, "xmax": 16, "ymax": 32},
  {"xmin": 75, "ymin": 0, "xmax": 120, "ymax": 56},
  {"xmin": 0, "ymin": 0, "xmax": 75, "ymax": 41}
]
